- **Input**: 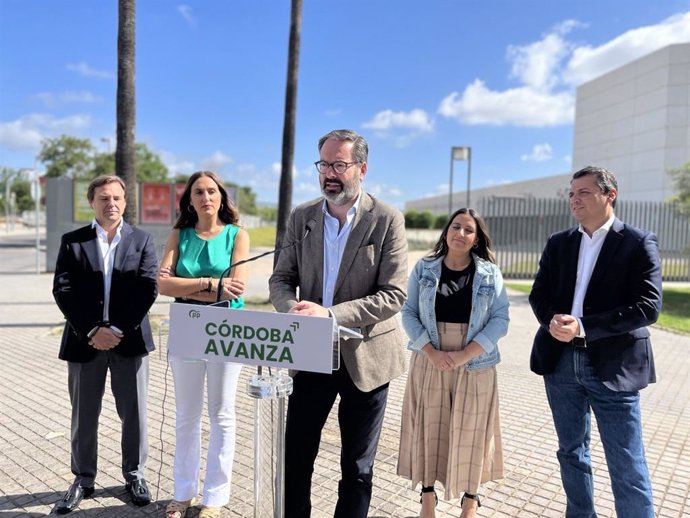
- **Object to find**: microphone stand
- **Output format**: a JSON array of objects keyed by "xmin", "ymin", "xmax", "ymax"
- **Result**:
[
  {"xmin": 211, "ymin": 221, "xmax": 310, "ymax": 518},
  {"xmin": 213, "ymin": 222, "xmax": 314, "ymax": 305}
]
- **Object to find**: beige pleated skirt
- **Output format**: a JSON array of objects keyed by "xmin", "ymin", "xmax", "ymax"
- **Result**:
[{"xmin": 397, "ymin": 322, "xmax": 504, "ymax": 500}]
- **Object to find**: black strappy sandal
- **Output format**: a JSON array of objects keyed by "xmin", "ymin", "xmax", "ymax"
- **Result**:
[
  {"xmin": 420, "ymin": 485, "xmax": 438, "ymax": 506},
  {"xmin": 461, "ymin": 492, "xmax": 481, "ymax": 507}
]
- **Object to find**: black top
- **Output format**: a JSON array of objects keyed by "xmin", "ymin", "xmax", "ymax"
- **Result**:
[{"xmin": 435, "ymin": 259, "xmax": 475, "ymax": 323}]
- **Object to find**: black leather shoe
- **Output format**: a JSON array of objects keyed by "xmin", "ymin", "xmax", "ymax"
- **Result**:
[
  {"xmin": 56, "ymin": 482, "xmax": 94, "ymax": 514},
  {"xmin": 125, "ymin": 478, "xmax": 151, "ymax": 506}
]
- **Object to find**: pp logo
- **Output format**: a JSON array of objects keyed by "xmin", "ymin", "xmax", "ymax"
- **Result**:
[{"xmin": 189, "ymin": 310, "xmax": 201, "ymax": 319}]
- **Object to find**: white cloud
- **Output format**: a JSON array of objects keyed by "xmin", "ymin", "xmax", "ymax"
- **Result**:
[
  {"xmin": 439, "ymin": 80, "xmax": 574, "ymax": 126},
  {"xmin": 563, "ymin": 12, "xmax": 690, "ymax": 86},
  {"xmin": 177, "ymin": 5, "xmax": 197, "ymax": 27},
  {"xmin": 200, "ymin": 150, "xmax": 233, "ymax": 172},
  {"xmin": 438, "ymin": 13, "xmax": 690, "ymax": 128},
  {"xmin": 66, "ymin": 62, "xmax": 113, "ymax": 79},
  {"xmin": 363, "ymin": 109, "xmax": 434, "ymax": 133},
  {"xmin": 271, "ymin": 161, "xmax": 301, "ymax": 179},
  {"xmin": 361, "ymin": 109, "xmax": 434, "ymax": 147},
  {"xmin": 33, "ymin": 90, "xmax": 102, "ymax": 108},
  {"xmin": 0, "ymin": 113, "xmax": 91, "ymax": 151},
  {"xmin": 159, "ymin": 150, "xmax": 195, "ymax": 175},
  {"xmin": 325, "ymin": 109, "xmax": 342, "ymax": 116},
  {"xmin": 521, "ymin": 143, "xmax": 553, "ymax": 162},
  {"xmin": 507, "ymin": 26, "xmax": 574, "ymax": 91}
]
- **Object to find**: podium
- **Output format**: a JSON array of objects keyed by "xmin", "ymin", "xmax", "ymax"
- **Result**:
[{"xmin": 167, "ymin": 302, "xmax": 361, "ymax": 518}]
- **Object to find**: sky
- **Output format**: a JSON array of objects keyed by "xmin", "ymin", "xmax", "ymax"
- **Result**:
[{"xmin": 1, "ymin": 0, "xmax": 690, "ymax": 209}]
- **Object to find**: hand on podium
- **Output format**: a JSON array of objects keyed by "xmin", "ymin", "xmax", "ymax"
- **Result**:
[{"xmin": 288, "ymin": 300, "xmax": 330, "ymax": 318}]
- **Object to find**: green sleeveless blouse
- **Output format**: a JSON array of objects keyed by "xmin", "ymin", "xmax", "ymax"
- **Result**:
[{"xmin": 176, "ymin": 225, "xmax": 244, "ymax": 308}]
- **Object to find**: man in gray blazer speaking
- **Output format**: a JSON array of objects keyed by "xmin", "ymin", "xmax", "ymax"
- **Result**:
[{"xmin": 269, "ymin": 129, "xmax": 408, "ymax": 518}]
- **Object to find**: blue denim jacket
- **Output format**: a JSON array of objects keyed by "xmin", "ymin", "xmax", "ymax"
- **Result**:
[{"xmin": 401, "ymin": 254, "xmax": 510, "ymax": 370}]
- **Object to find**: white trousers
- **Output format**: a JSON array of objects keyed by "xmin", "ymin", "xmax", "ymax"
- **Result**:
[{"xmin": 170, "ymin": 358, "xmax": 242, "ymax": 506}]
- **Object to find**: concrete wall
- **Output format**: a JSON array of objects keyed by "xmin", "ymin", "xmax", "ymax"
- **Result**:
[
  {"xmin": 404, "ymin": 172, "xmax": 571, "ymax": 215},
  {"xmin": 45, "ymin": 178, "xmax": 265, "ymax": 272},
  {"xmin": 45, "ymin": 177, "xmax": 172, "ymax": 272},
  {"xmin": 572, "ymin": 43, "xmax": 690, "ymax": 202}
]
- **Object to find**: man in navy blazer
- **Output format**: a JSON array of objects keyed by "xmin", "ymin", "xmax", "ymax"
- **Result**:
[
  {"xmin": 53, "ymin": 175, "xmax": 158, "ymax": 514},
  {"xmin": 529, "ymin": 166, "xmax": 662, "ymax": 518}
]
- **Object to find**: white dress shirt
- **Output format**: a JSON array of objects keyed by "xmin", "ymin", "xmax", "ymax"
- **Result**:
[
  {"xmin": 92, "ymin": 218, "xmax": 123, "ymax": 324},
  {"xmin": 321, "ymin": 193, "xmax": 361, "ymax": 308},
  {"xmin": 571, "ymin": 213, "xmax": 615, "ymax": 335}
]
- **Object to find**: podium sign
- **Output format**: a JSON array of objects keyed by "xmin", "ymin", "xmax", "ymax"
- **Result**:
[{"xmin": 167, "ymin": 302, "xmax": 334, "ymax": 373}]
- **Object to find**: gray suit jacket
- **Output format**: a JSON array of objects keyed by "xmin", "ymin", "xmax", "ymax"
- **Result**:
[{"xmin": 269, "ymin": 193, "xmax": 408, "ymax": 392}]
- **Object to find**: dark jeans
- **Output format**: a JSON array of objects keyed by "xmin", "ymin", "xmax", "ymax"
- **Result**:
[
  {"xmin": 284, "ymin": 366, "xmax": 389, "ymax": 518},
  {"xmin": 544, "ymin": 346, "xmax": 654, "ymax": 518}
]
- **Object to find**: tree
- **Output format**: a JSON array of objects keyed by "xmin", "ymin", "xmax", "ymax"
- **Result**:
[
  {"xmin": 668, "ymin": 162, "xmax": 690, "ymax": 215},
  {"xmin": 94, "ymin": 143, "xmax": 168, "ymax": 182},
  {"xmin": 0, "ymin": 169, "xmax": 35, "ymax": 213},
  {"xmin": 404, "ymin": 209, "xmax": 419, "ymax": 228},
  {"xmin": 404, "ymin": 209, "xmax": 434, "ymax": 229},
  {"xmin": 227, "ymin": 182, "xmax": 258, "ymax": 215},
  {"xmin": 116, "ymin": 0, "xmax": 137, "ymax": 222},
  {"xmin": 258, "ymin": 206, "xmax": 277, "ymax": 223},
  {"xmin": 38, "ymin": 135, "xmax": 94, "ymax": 178},
  {"xmin": 11, "ymin": 179, "xmax": 33, "ymax": 212},
  {"xmin": 433, "ymin": 214, "xmax": 448, "ymax": 229},
  {"xmin": 275, "ymin": 0, "xmax": 303, "ymax": 256}
]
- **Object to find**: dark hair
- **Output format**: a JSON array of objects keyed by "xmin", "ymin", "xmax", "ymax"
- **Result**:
[
  {"xmin": 572, "ymin": 165, "xmax": 618, "ymax": 208},
  {"xmin": 318, "ymin": 129, "xmax": 368, "ymax": 163},
  {"xmin": 87, "ymin": 175, "xmax": 126, "ymax": 202},
  {"xmin": 427, "ymin": 207, "xmax": 496, "ymax": 263},
  {"xmin": 173, "ymin": 171, "xmax": 239, "ymax": 229}
]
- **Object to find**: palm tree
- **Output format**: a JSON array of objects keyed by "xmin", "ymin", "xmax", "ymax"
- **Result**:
[
  {"xmin": 275, "ymin": 0, "xmax": 303, "ymax": 258},
  {"xmin": 116, "ymin": 0, "xmax": 137, "ymax": 223}
]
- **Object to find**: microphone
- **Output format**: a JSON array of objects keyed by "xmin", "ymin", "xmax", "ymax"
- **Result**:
[{"xmin": 213, "ymin": 219, "xmax": 316, "ymax": 305}]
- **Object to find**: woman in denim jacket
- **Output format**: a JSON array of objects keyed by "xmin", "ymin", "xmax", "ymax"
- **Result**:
[{"xmin": 397, "ymin": 208, "xmax": 509, "ymax": 518}]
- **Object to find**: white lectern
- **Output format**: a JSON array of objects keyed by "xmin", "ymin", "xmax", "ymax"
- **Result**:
[{"xmin": 167, "ymin": 302, "xmax": 361, "ymax": 518}]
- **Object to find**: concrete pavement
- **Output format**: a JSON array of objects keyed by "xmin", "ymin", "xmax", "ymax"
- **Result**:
[{"xmin": 0, "ymin": 228, "xmax": 689, "ymax": 517}]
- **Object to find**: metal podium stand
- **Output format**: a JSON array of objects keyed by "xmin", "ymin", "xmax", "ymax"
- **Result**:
[
  {"xmin": 245, "ymin": 324, "xmax": 363, "ymax": 518},
  {"xmin": 167, "ymin": 303, "xmax": 361, "ymax": 518}
]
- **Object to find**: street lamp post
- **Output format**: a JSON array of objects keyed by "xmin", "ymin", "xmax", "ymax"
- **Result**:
[{"xmin": 449, "ymin": 146, "xmax": 472, "ymax": 215}]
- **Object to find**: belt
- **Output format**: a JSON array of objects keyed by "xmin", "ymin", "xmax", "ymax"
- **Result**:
[{"xmin": 572, "ymin": 336, "xmax": 587, "ymax": 348}]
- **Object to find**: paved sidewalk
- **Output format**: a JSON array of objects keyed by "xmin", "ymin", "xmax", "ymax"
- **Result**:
[{"xmin": 0, "ymin": 230, "xmax": 689, "ymax": 517}]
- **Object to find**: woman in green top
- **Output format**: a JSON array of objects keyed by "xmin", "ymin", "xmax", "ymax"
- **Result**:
[{"xmin": 158, "ymin": 171, "xmax": 250, "ymax": 518}]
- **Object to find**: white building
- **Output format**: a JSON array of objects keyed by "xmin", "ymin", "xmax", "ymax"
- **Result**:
[
  {"xmin": 406, "ymin": 43, "xmax": 690, "ymax": 214},
  {"xmin": 572, "ymin": 43, "xmax": 690, "ymax": 202}
]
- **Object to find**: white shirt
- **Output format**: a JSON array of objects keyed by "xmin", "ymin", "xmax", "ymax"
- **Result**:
[
  {"xmin": 92, "ymin": 218, "xmax": 123, "ymax": 322},
  {"xmin": 321, "ymin": 193, "xmax": 361, "ymax": 308},
  {"xmin": 571, "ymin": 213, "xmax": 615, "ymax": 335}
]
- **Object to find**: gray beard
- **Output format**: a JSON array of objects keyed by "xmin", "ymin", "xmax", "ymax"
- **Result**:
[{"xmin": 321, "ymin": 181, "xmax": 360, "ymax": 206}]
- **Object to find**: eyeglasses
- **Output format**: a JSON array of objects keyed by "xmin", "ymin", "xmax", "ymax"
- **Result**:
[{"xmin": 314, "ymin": 160, "xmax": 361, "ymax": 175}]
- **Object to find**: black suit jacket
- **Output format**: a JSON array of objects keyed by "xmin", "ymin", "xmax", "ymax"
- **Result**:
[
  {"xmin": 529, "ymin": 218, "xmax": 662, "ymax": 392},
  {"xmin": 53, "ymin": 222, "xmax": 159, "ymax": 362}
]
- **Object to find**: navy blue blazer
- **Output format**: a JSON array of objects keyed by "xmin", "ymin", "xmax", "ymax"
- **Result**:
[
  {"xmin": 53, "ymin": 222, "xmax": 159, "ymax": 362},
  {"xmin": 529, "ymin": 218, "xmax": 662, "ymax": 392}
]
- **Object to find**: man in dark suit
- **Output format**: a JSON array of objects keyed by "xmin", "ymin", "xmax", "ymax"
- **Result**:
[
  {"xmin": 269, "ymin": 129, "xmax": 408, "ymax": 518},
  {"xmin": 53, "ymin": 175, "xmax": 158, "ymax": 514},
  {"xmin": 529, "ymin": 166, "xmax": 662, "ymax": 518}
]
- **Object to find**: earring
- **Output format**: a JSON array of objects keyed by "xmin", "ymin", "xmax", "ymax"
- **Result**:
[
  {"xmin": 187, "ymin": 205, "xmax": 195, "ymax": 213},
  {"xmin": 220, "ymin": 203, "xmax": 224, "ymax": 211},
  {"xmin": 472, "ymin": 242, "xmax": 479, "ymax": 249}
]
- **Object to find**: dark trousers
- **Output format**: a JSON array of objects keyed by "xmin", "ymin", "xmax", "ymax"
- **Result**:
[
  {"xmin": 284, "ymin": 366, "xmax": 389, "ymax": 518},
  {"xmin": 68, "ymin": 351, "xmax": 149, "ymax": 486}
]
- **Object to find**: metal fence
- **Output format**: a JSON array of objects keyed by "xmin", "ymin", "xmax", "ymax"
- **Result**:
[{"xmin": 474, "ymin": 197, "xmax": 690, "ymax": 282}]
